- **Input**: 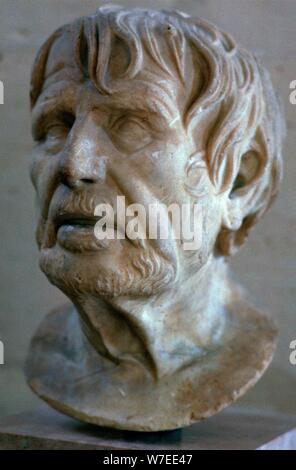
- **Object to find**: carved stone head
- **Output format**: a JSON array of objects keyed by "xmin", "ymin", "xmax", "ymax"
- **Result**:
[{"xmin": 26, "ymin": 6, "xmax": 285, "ymax": 431}]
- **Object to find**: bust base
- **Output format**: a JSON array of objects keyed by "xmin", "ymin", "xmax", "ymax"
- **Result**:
[
  {"xmin": 0, "ymin": 406, "xmax": 295, "ymax": 450},
  {"xmin": 25, "ymin": 280, "xmax": 278, "ymax": 431}
]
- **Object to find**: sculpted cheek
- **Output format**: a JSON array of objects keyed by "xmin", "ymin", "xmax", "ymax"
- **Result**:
[
  {"xmin": 132, "ymin": 143, "xmax": 187, "ymax": 193},
  {"xmin": 30, "ymin": 147, "xmax": 45, "ymax": 189},
  {"xmin": 32, "ymin": 150, "xmax": 61, "ymax": 215}
]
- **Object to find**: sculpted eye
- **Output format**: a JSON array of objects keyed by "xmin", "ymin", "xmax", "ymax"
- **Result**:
[
  {"xmin": 114, "ymin": 116, "xmax": 148, "ymax": 136},
  {"xmin": 111, "ymin": 115, "xmax": 152, "ymax": 151},
  {"xmin": 45, "ymin": 112, "xmax": 75, "ymax": 139},
  {"xmin": 46, "ymin": 123, "xmax": 68, "ymax": 139},
  {"xmin": 38, "ymin": 112, "xmax": 75, "ymax": 154}
]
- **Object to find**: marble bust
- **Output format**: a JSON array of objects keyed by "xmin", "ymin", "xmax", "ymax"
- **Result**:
[{"xmin": 26, "ymin": 6, "xmax": 285, "ymax": 431}]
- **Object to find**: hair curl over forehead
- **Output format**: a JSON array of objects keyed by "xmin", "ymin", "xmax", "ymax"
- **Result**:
[{"xmin": 30, "ymin": 5, "xmax": 285, "ymax": 255}]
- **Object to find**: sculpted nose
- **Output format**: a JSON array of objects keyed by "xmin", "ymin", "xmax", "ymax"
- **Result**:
[{"xmin": 60, "ymin": 123, "xmax": 108, "ymax": 189}]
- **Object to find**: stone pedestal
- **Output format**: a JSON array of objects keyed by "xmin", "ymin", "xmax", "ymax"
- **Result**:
[{"xmin": 0, "ymin": 405, "xmax": 295, "ymax": 450}]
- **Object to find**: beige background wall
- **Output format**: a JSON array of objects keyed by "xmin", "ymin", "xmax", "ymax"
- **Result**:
[{"xmin": 0, "ymin": 0, "xmax": 295, "ymax": 418}]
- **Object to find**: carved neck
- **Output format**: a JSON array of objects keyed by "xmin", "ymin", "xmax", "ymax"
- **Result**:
[{"xmin": 75, "ymin": 258, "xmax": 228, "ymax": 379}]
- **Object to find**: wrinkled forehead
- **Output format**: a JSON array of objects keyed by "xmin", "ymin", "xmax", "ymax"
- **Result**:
[
  {"xmin": 35, "ymin": 26, "xmax": 192, "ymax": 118},
  {"xmin": 42, "ymin": 29, "xmax": 83, "ymax": 90}
]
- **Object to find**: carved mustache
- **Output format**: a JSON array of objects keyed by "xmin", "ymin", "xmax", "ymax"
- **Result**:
[{"xmin": 55, "ymin": 191, "xmax": 108, "ymax": 221}]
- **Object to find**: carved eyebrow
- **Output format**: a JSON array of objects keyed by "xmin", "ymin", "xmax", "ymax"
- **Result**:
[
  {"xmin": 32, "ymin": 78, "xmax": 181, "ymax": 134},
  {"xmin": 106, "ymin": 102, "xmax": 176, "ymax": 127},
  {"xmin": 33, "ymin": 78, "xmax": 79, "ymax": 109},
  {"xmin": 105, "ymin": 91, "xmax": 180, "ymax": 127},
  {"xmin": 31, "ymin": 85, "xmax": 76, "ymax": 140}
]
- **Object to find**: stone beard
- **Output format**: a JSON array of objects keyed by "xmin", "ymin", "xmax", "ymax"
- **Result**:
[{"xmin": 26, "ymin": 6, "xmax": 285, "ymax": 431}]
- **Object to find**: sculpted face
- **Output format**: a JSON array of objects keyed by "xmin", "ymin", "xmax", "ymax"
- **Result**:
[{"xmin": 30, "ymin": 30, "xmax": 222, "ymax": 301}]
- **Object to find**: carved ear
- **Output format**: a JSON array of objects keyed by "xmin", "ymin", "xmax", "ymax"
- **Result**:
[
  {"xmin": 231, "ymin": 150, "xmax": 261, "ymax": 199},
  {"xmin": 217, "ymin": 134, "xmax": 269, "ymax": 256},
  {"xmin": 223, "ymin": 149, "xmax": 262, "ymax": 229}
]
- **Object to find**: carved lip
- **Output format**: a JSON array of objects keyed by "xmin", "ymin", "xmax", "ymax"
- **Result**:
[
  {"xmin": 54, "ymin": 214, "xmax": 103, "ymax": 252},
  {"xmin": 54, "ymin": 212, "xmax": 125, "ymax": 236},
  {"xmin": 53, "ymin": 211, "xmax": 137, "ymax": 250},
  {"xmin": 55, "ymin": 213, "xmax": 99, "ymax": 230}
]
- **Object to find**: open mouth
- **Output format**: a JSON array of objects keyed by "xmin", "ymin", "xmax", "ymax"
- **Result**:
[
  {"xmin": 55, "ymin": 214, "xmax": 99, "ymax": 230},
  {"xmin": 53, "ymin": 212, "xmax": 131, "ymax": 252},
  {"xmin": 54, "ymin": 214, "xmax": 106, "ymax": 252}
]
